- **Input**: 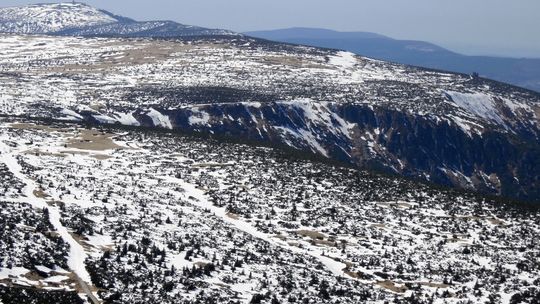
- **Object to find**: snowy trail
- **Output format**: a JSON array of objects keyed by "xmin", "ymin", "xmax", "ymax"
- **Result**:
[
  {"xmin": 0, "ymin": 139, "xmax": 98, "ymax": 301},
  {"xmin": 167, "ymin": 176, "xmax": 348, "ymax": 277}
]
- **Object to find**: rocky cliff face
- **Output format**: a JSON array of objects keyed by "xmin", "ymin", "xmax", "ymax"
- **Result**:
[
  {"xmin": 82, "ymin": 98, "xmax": 536, "ymax": 201},
  {"xmin": 0, "ymin": 32, "xmax": 538, "ymax": 202}
]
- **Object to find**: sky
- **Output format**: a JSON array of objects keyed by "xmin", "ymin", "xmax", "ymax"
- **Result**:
[{"xmin": 3, "ymin": 0, "xmax": 540, "ymax": 58}]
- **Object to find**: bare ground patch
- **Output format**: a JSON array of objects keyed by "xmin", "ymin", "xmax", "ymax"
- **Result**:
[
  {"xmin": 23, "ymin": 271, "xmax": 45, "ymax": 282},
  {"xmin": 90, "ymin": 154, "xmax": 112, "ymax": 160},
  {"xmin": 342, "ymin": 261, "xmax": 361, "ymax": 279},
  {"xmin": 376, "ymin": 280, "xmax": 408, "ymax": 293},
  {"xmin": 418, "ymin": 281, "xmax": 451, "ymax": 288},
  {"xmin": 273, "ymin": 234, "xmax": 287, "ymax": 241},
  {"xmin": 378, "ymin": 202, "xmax": 411, "ymax": 209},
  {"xmin": 69, "ymin": 232, "xmax": 94, "ymax": 252},
  {"xmin": 60, "ymin": 150, "xmax": 89, "ymax": 156},
  {"xmin": 25, "ymin": 149, "xmax": 66, "ymax": 158},
  {"xmin": 487, "ymin": 217, "xmax": 506, "ymax": 226},
  {"xmin": 9, "ymin": 123, "xmax": 71, "ymax": 133},
  {"xmin": 33, "ymin": 189, "xmax": 50, "ymax": 199},
  {"xmin": 194, "ymin": 261, "xmax": 210, "ymax": 268},
  {"xmin": 225, "ymin": 212, "xmax": 240, "ymax": 220},
  {"xmin": 296, "ymin": 229, "xmax": 326, "ymax": 240},
  {"xmin": 66, "ymin": 129, "xmax": 121, "ymax": 151},
  {"xmin": 45, "ymin": 40, "xmax": 195, "ymax": 74},
  {"xmin": 258, "ymin": 55, "xmax": 329, "ymax": 70},
  {"xmin": 534, "ymin": 105, "xmax": 540, "ymax": 124},
  {"xmin": 296, "ymin": 230, "xmax": 338, "ymax": 247},
  {"xmin": 370, "ymin": 223, "xmax": 387, "ymax": 229}
]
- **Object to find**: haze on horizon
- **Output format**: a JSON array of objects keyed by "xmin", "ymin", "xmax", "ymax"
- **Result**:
[{"xmin": 2, "ymin": 0, "xmax": 539, "ymax": 58}]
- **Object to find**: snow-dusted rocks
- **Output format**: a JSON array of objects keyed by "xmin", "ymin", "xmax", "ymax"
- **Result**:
[
  {"xmin": 58, "ymin": 20, "xmax": 239, "ymax": 38},
  {"xmin": 0, "ymin": 35, "xmax": 536, "ymax": 200},
  {"xmin": 0, "ymin": 32, "xmax": 538, "ymax": 200},
  {"xmin": 0, "ymin": 3, "xmax": 538, "ymax": 304},
  {"xmin": 0, "ymin": 119, "xmax": 538, "ymax": 303},
  {"xmin": 0, "ymin": 3, "xmax": 118, "ymax": 34},
  {"xmin": 0, "ymin": 2, "xmax": 238, "ymax": 38}
]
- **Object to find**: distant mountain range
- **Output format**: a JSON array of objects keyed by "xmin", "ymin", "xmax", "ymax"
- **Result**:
[
  {"xmin": 246, "ymin": 28, "xmax": 540, "ymax": 93},
  {"xmin": 0, "ymin": 2, "xmax": 238, "ymax": 37}
]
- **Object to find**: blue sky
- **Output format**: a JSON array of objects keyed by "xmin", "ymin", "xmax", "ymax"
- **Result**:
[{"xmin": 3, "ymin": 0, "xmax": 540, "ymax": 58}]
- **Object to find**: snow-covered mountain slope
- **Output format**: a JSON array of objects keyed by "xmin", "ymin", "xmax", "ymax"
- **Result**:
[
  {"xmin": 0, "ymin": 118, "xmax": 538, "ymax": 303},
  {"xmin": 57, "ymin": 20, "xmax": 238, "ymax": 37},
  {"xmin": 0, "ymin": 3, "xmax": 119, "ymax": 34},
  {"xmin": 0, "ymin": 2, "xmax": 238, "ymax": 37},
  {"xmin": 0, "ymin": 34, "xmax": 538, "ymax": 201}
]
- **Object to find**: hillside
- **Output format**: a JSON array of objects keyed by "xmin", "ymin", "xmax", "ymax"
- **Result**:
[
  {"xmin": 0, "ymin": 3, "xmax": 539, "ymax": 304},
  {"xmin": 0, "ymin": 33, "xmax": 538, "ymax": 201},
  {"xmin": 0, "ymin": 118, "xmax": 539, "ymax": 303},
  {"xmin": 0, "ymin": 2, "xmax": 237, "ymax": 37},
  {"xmin": 246, "ymin": 28, "xmax": 540, "ymax": 93},
  {"xmin": 0, "ymin": 2, "xmax": 120, "ymax": 34}
]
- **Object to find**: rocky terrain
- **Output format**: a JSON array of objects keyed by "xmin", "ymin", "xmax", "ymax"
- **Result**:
[
  {"xmin": 0, "ymin": 31, "xmax": 538, "ymax": 201},
  {"xmin": 0, "ymin": 2, "xmax": 236, "ymax": 37},
  {"xmin": 0, "ymin": 3, "xmax": 539, "ymax": 303},
  {"xmin": 246, "ymin": 27, "xmax": 540, "ymax": 93},
  {"xmin": 0, "ymin": 118, "xmax": 539, "ymax": 304}
]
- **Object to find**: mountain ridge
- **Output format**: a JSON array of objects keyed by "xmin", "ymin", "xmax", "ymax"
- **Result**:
[
  {"xmin": 0, "ymin": 3, "xmax": 538, "ymax": 202},
  {"xmin": 0, "ymin": 2, "xmax": 119, "ymax": 33},
  {"xmin": 246, "ymin": 28, "xmax": 540, "ymax": 92},
  {"xmin": 0, "ymin": 2, "xmax": 239, "ymax": 37},
  {"xmin": 0, "ymin": 33, "xmax": 538, "ymax": 202},
  {"xmin": 0, "ymin": 4, "xmax": 539, "ymax": 304}
]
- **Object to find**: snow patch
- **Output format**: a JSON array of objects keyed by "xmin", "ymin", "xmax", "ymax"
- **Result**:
[
  {"xmin": 35, "ymin": 265, "xmax": 53, "ymax": 273},
  {"xmin": 85, "ymin": 234, "xmax": 114, "ymax": 249},
  {"xmin": 329, "ymin": 51, "xmax": 357, "ymax": 69},
  {"xmin": 0, "ymin": 267, "xmax": 30, "ymax": 279},
  {"xmin": 188, "ymin": 108, "xmax": 210, "ymax": 126},
  {"xmin": 92, "ymin": 114, "xmax": 117, "ymax": 124},
  {"xmin": 446, "ymin": 91, "xmax": 504, "ymax": 125},
  {"xmin": 274, "ymin": 126, "xmax": 328, "ymax": 157},
  {"xmin": 447, "ymin": 115, "xmax": 484, "ymax": 137},
  {"xmin": 43, "ymin": 275, "xmax": 70, "ymax": 283},
  {"xmin": 0, "ymin": 3, "xmax": 118, "ymax": 34},
  {"xmin": 147, "ymin": 108, "xmax": 172, "ymax": 129},
  {"xmin": 60, "ymin": 108, "xmax": 83, "ymax": 120},
  {"xmin": 112, "ymin": 112, "xmax": 140, "ymax": 126},
  {"xmin": 279, "ymin": 99, "xmax": 354, "ymax": 139}
]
